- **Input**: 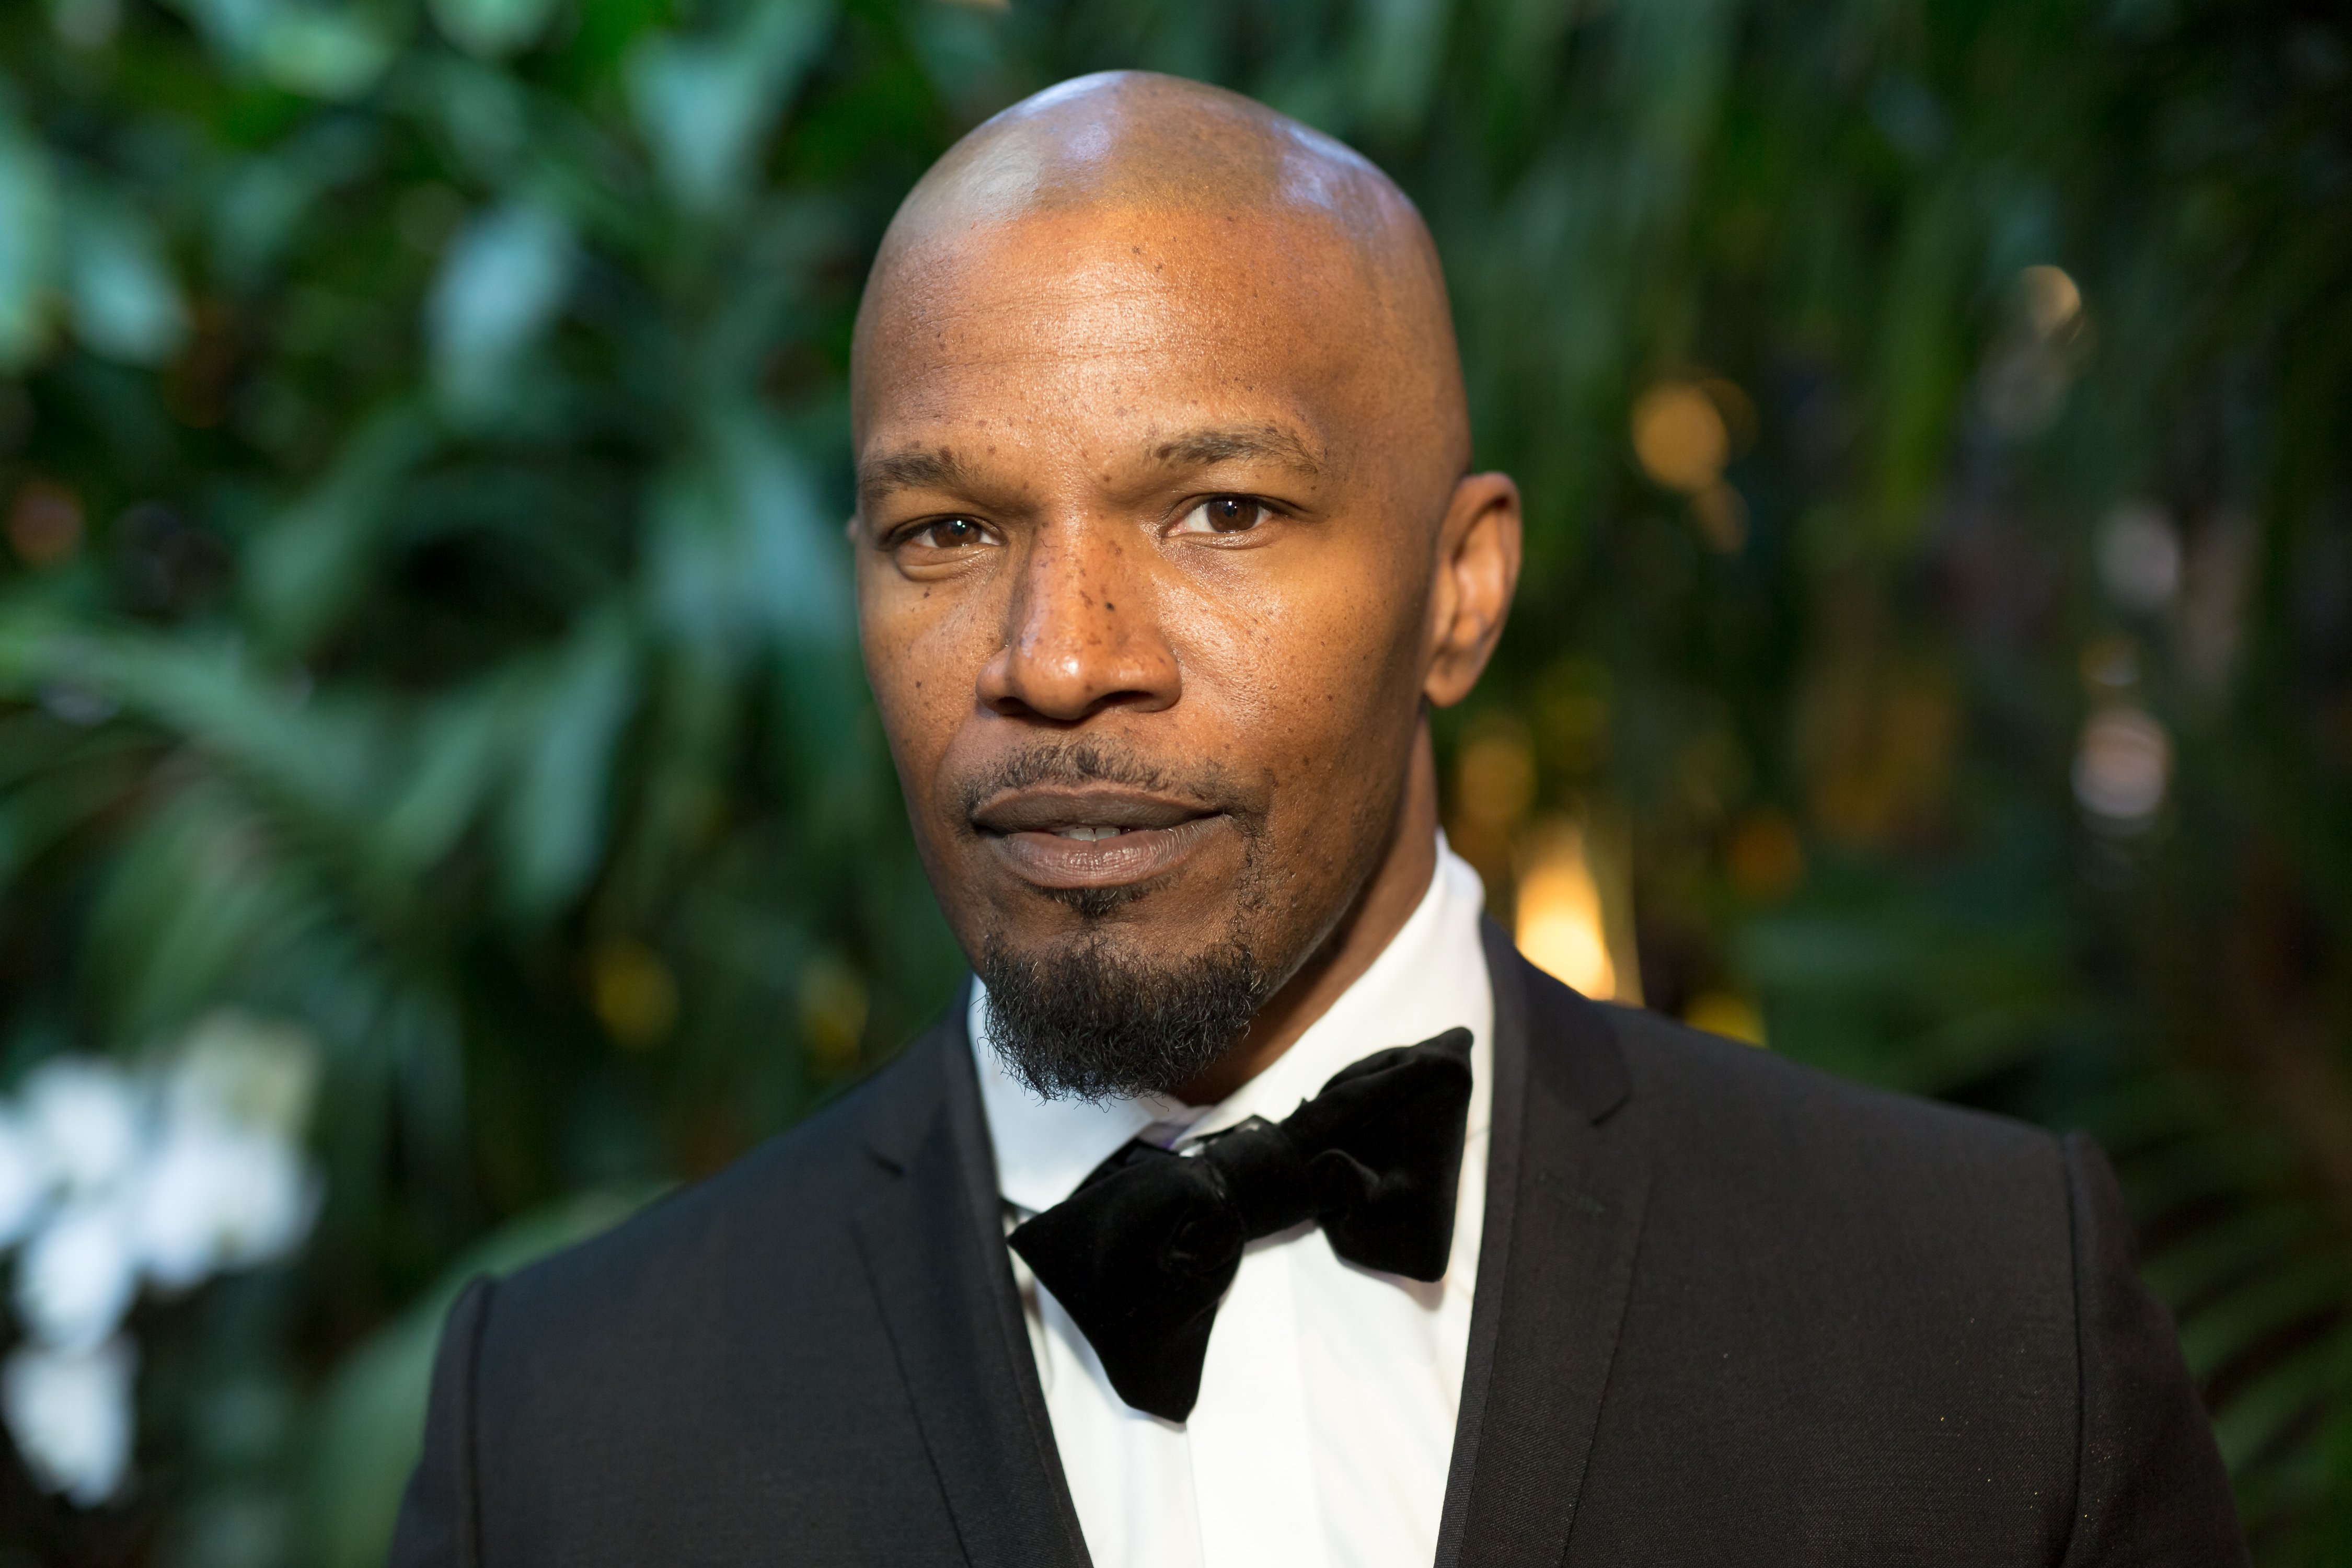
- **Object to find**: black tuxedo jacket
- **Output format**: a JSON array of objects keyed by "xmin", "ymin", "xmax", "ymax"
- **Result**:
[{"xmin": 390, "ymin": 928, "xmax": 2246, "ymax": 1566}]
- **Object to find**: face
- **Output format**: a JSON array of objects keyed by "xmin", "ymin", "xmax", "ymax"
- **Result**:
[{"xmin": 854, "ymin": 205, "xmax": 1509, "ymax": 1098}]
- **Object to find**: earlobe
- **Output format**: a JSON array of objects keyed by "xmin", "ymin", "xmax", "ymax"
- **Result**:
[{"xmin": 1422, "ymin": 472, "xmax": 1523, "ymax": 709}]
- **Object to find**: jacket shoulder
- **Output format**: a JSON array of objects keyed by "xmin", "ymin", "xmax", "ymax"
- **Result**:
[
  {"xmin": 482, "ymin": 1028, "xmax": 944, "ymax": 1343},
  {"xmin": 395, "ymin": 1019, "xmax": 981, "ymax": 1564},
  {"xmin": 1515, "ymin": 972, "xmax": 2078, "ymax": 1306},
  {"xmin": 1602, "ymin": 1000, "xmax": 2062, "ymax": 1182}
]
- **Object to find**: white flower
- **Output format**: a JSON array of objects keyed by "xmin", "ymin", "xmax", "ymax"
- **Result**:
[
  {"xmin": 0, "ymin": 1030, "xmax": 323, "ymax": 1508},
  {"xmin": 0, "ymin": 1112, "xmax": 54, "ymax": 1248},
  {"xmin": 22, "ymin": 1059, "xmax": 144, "ymax": 1196},
  {"xmin": 17, "ymin": 1199, "xmax": 140, "ymax": 1352},
  {"xmin": 2, "ymin": 1337, "xmax": 136, "ymax": 1506},
  {"xmin": 133, "ymin": 1111, "xmax": 317, "ymax": 1290}
]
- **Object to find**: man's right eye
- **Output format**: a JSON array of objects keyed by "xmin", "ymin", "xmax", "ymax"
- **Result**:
[{"xmin": 907, "ymin": 517, "xmax": 990, "ymax": 549}]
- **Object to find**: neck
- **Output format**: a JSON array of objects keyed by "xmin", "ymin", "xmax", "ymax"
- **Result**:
[{"xmin": 1168, "ymin": 724, "xmax": 1443, "ymax": 1105}]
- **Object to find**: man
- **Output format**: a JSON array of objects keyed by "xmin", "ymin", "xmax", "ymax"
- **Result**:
[{"xmin": 391, "ymin": 72, "xmax": 2245, "ymax": 1567}]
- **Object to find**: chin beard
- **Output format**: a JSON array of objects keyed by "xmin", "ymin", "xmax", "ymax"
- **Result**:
[{"xmin": 976, "ymin": 929, "xmax": 1276, "ymax": 1102}]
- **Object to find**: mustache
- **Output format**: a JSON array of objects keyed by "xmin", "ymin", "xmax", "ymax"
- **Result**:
[{"xmin": 955, "ymin": 740, "xmax": 1242, "ymax": 822}]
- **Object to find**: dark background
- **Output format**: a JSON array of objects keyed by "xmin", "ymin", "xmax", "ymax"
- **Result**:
[{"xmin": 0, "ymin": 0, "xmax": 2346, "ymax": 1561}]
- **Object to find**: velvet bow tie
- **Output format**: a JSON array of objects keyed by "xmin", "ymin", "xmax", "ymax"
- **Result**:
[{"xmin": 1007, "ymin": 1027, "xmax": 1474, "ymax": 1422}]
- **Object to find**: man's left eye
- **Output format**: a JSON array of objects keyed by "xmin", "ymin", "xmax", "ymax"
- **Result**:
[{"xmin": 1174, "ymin": 496, "xmax": 1272, "ymax": 535}]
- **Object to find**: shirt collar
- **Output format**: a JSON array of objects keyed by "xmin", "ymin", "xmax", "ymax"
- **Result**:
[{"xmin": 972, "ymin": 834, "xmax": 1492, "ymax": 1215}]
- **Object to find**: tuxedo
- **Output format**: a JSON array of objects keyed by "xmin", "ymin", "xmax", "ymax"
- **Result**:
[{"xmin": 389, "ymin": 924, "xmax": 2245, "ymax": 1566}]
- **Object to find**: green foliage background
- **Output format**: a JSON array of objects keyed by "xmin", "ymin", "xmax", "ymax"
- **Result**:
[{"xmin": 0, "ymin": 0, "xmax": 2345, "ymax": 1561}]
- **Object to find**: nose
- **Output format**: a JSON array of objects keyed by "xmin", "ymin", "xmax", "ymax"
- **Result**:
[{"xmin": 976, "ymin": 519, "xmax": 1180, "ymax": 723}]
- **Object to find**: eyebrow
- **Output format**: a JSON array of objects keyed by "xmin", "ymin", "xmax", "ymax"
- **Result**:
[
  {"xmin": 858, "ymin": 446, "xmax": 971, "ymax": 499},
  {"xmin": 1150, "ymin": 425, "xmax": 1322, "ymax": 476}
]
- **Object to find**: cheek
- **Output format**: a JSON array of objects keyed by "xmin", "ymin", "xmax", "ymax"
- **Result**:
[
  {"xmin": 1168, "ymin": 545, "xmax": 1428, "ymax": 779},
  {"xmin": 858, "ymin": 564, "xmax": 993, "ymax": 790}
]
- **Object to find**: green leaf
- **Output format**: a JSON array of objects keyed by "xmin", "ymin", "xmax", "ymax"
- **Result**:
[
  {"xmin": 97, "ymin": 635, "xmax": 380, "ymax": 825},
  {"xmin": 644, "ymin": 413, "xmax": 848, "ymax": 656},
  {"xmin": 427, "ymin": 202, "xmax": 576, "ymax": 420},
  {"xmin": 0, "ymin": 114, "xmax": 58, "ymax": 371},
  {"xmin": 428, "ymin": 0, "xmax": 564, "ymax": 59},
  {"xmin": 372, "ymin": 675, "xmax": 527, "ymax": 880},
  {"xmin": 256, "ymin": 5, "xmax": 403, "ymax": 101},
  {"xmin": 246, "ymin": 403, "xmax": 440, "ymax": 653},
  {"xmin": 500, "ymin": 613, "xmax": 639, "ymax": 915},
  {"xmin": 62, "ymin": 186, "xmax": 186, "ymax": 367},
  {"xmin": 212, "ymin": 120, "xmax": 384, "ymax": 287},
  {"xmin": 1352, "ymin": 0, "xmax": 1452, "ymax": 138},
  {"xmin": 625, "ymin": 0, "xmax": 836, "ymax": 211}
]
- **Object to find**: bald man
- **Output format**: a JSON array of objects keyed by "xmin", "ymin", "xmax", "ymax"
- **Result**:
[{"xmin": 390, "ymin": 74, "xmax": 2243, "ymax": 1568}]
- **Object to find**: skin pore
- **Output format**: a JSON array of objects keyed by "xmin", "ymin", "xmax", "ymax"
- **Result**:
[{"xmin": 851, "ymin": 72, "xmax": 1521, "ymax": 1105}]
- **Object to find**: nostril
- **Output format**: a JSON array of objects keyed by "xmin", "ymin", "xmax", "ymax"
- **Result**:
[{"xmin": 984, "ymin": 636, "xmax": 1179, "ymax": 722}]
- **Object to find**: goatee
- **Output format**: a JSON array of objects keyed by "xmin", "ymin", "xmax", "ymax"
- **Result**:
[{"xmin": 977, "ymin": 931, "xmax": 1274, "ymax": 1102}]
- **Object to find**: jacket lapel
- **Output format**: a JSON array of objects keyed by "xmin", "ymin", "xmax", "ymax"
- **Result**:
[
  {"xmin": 1434, "ymin": 924, "xmax": 1653, "ymax": 1568},
  {"xmin": 854, "ymin": 995, "xmax": 1092, "ymax": 1568}
]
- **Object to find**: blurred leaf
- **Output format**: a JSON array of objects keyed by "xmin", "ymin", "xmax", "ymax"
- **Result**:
[
  {"xmin": 372, "ymin": 674, "xmax": 525, "ymax": 880},
  {"xmin": 626, "ymin": 0, "xmax": 837, "ymax": 212},
  {"xmin": 246, "ymin": 404, "xmax": 440, "ymax": 652},
  {"xmin": 61, "ymin": 186, "xmax": 186, "ymax": 368},
  {"xmin": 1351, "ymin": 0, "xmax": 1451, "ymax": 137},
  {"xmin": 212, "ymin": 120, "xmax": 385, "ymax": 288},
  {"xmin": 0, "ymin": 110, "xmax": 59, "ymax": 371},
  {"xmin": 500, "ymin": 613, "xmax": 639, "ymax": 915},
  {"xmin": 646, "ymin": 412, "xmax": 848, "ymax": 653},
  {"xmin": 426, "ymin": 202, "xmax": 575, "ymax": 420},
  {"xmin": 96, "ymin": 634, "xmax": 378, "ymax": 824},
  {"xmin": 163, "ymin": 0, "xmax": 280, "ymax": 56},
  {"xmin": 256, "ymin": 5, "xmax": 405, "ymax": 100},
  {"xmin": 428, "ymin": 0, "xmax": 564, "ymax": 59}
]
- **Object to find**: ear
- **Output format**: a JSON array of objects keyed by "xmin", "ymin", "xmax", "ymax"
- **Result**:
[{"xmin": 1423, "ymin": 472, "xmax": 1523, "ymax": 707}]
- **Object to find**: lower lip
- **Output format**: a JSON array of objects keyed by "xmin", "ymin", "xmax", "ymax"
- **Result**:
[{"xmin": 986, "ymin": 816, "xmax": 1228, "ymax": 890}]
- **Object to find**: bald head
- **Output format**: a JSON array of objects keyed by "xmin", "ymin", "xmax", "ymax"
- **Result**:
[
  {"xmin": 879, "ymin": 72, "xmax": 1419, "ymax": 257},
  {"xmin": 852, "ymin": 71, "xmax": 1468, "ymax": 479}
]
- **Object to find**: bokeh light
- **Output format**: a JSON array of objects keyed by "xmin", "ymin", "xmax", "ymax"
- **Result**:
[
  {"xmin": 1683, "ymin": 991, "xmax": 1767, "ymax": 1047},
  {"xmin": 7, "ymin": 479, "xmax": 81, "ymax": 567},
  {"xmin": 2020, "ymin": 264, "xmax": 2083, "ymax": 339},
  {"xmin": 2072, "ymin": 705, "xmax": 2171, "ymax": 828},
  {"xmin": 591, "ymin": 937, "xmax": 681, "ymax": 1050},
  {"xmin": 1632, "ymin": 382, "xmax": 1729, "ymax": 493},
  {"xmin": 799, "ymin": 954, "xmax": 872, "ymax": 1079},
  {"xmin": 1724, "ymin": 808, "xmax": 1806, "ymax": 903},
  {"xmin": 1632, "ymin": 379, "xmax": 1753, "ymax": 551},
  {"xmin": 1515, "ymin": 821, "xmax": 1619, "ymax": 1001},
  {"xmin": 2099, "ymin": 503, "xmax": 2182, "ymax": 613}
]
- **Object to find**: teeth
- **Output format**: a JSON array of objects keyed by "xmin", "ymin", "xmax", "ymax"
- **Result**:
[{"xmin": 1055, "ymin": 826, "xmax": 1124, "ymax": 841}]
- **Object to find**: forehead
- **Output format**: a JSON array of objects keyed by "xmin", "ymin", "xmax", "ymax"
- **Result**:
[{"xmin": 854, "ymin": 206, "xmax": 1386, "ymax": 456}]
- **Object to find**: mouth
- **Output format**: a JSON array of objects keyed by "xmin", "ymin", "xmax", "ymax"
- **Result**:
[{"xmin": 969, "ymin": 787, "xmax": 1230, "ymax": 891}]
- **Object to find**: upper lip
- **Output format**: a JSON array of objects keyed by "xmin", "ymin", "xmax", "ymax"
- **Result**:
[{"xmin": 969, "ymin": 787, "xmax": 1216, "ymax": 836}]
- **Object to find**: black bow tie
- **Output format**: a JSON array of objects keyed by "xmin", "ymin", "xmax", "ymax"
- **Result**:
[{"xmin": 1007, "ymin": 1028, "xmax": 1474, "ymax": 1422}]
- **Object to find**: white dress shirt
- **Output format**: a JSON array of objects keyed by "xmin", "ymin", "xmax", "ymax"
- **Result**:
[{"xmin": 971, "ymin": 837, "xmax": 1494, "ymax": 1568}]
